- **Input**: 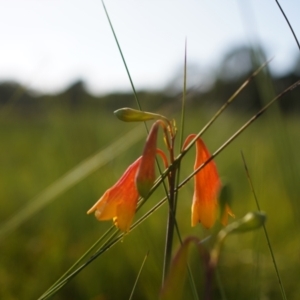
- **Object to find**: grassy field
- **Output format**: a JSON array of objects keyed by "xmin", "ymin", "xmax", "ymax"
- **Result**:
[{"xmin": 0, "ymin": 101, "xmax": 300, "ymax": 299}]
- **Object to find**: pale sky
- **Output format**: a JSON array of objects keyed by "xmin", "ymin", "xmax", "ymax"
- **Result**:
[{"xmin": 0, "ymin": 0, "xmax": 299, "ymax": 94}]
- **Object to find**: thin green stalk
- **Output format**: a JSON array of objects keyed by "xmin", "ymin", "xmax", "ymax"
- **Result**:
[
  {"xmin": 241, "ymin": 152, "xmax": 287, "ymax": 300},
  {"xmin": 163, "ymin": 41, "xmax": 189, "ymax": 282},
  {"xmin": 162, "ymin": 162, "xmax": 177, "ymax": 282},
  {"xmin": 275, "ymin": 0, "xmax": 300, "ymax": 51},
  {"xmin": 44, "ymin": 226, "xmax": 115, "ymax": 297},
  {"xmin": 139, "ymin": 80, "xmax": 300, "ymax": 214},
  {"xmin": 176, "ymin": 41, "xmax": 199, "ymax": 299},
  {"xmin": 177, "ymin": 79, "xmax": 300, "ymax": 187},
  {"xmin": 179, "ymin": 39, "xmax": 188, "ymax": 148},
  {"xmin": 40, "ymin": 158, "xmax": 174, "ymax": 299},
  {"xmin": 251, "ymin": 231, "xmax": 262, "ymax": 300},
  {"xmin": 178, "ymin": 59, "xmax": 272, "ymax": 159},
  {"xmin": 40, "ymin": 193, "xmax": 170, "ymax": 300},
  {"xmin": 129, "ymin": 251, "xmax": 149, "ymax": 300},
  {"xmin": 142, "ymin": 80, "xmax": 300, "ymax": 200},
  {"xmin": 101, "ymin": 0, "xmax": 172, "ymax": 216},
  {"xmin": 101, "ymin": 0, "xmax": 141, "ymax": 110},
  {"xmin": 39, "ymin": 229, "xmax": 120, "ymax": 300}
]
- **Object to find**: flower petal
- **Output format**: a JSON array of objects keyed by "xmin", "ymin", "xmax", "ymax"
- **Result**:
[
  {"xmin": 183, "ymin": 134, "xmax": 230, "ymax": 229},
  {"xmin": 192, "ymin": 137, "xmax": 220, "ymax": 228},
  {"xmin": 87, "ymin": 157, "xmax": 141, "ymax": 232}
]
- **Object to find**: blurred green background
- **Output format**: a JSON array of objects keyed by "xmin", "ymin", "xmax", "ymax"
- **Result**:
[{"xmin": 1, "ymin": 48, "xmax": 300, "ymax": 299}]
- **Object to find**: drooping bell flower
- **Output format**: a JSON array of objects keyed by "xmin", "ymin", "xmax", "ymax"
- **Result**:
[
  {"xmin": 87, "ymin": 157, "xmax": 141, "ymax": 232},
  {"xmin": 136, "ymin": 121, "xmax": 163, "ymax": 198},
  {"xmin": 183, "ymin": 134, "xmax": 233, "ymax": 229},
  {"xmin": 192, "ymin": 136, "xmax": 220, "ymax": 229}
]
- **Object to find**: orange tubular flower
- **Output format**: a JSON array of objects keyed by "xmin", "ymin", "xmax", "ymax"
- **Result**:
[
  {"xmin": 136, "ymin": 121, "xmax": 162, "ymax": 198},
  {"xmin": 192, "ymin": 136, "xmax": 220, "ymax": 229},
  {"xmin": 183, "ymin": 134, "xmax": 233, "ymax": 229},
  {"xmin": 87, "ymin": 157, "xmax": 141, "ymax": 232}
]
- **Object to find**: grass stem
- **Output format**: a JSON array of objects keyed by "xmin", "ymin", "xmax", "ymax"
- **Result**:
[{"xmin": 241, "ymin": 152, "xmax": 287, "ymax": 300}]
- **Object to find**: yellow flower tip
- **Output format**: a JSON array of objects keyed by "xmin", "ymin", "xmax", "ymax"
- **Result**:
[
  {"xmin": 135, "ymin": 121, "xmax": 160, "ymax": 197},
  {"xmin": 87, "ymin": 157, "xmax": 141, "ymax": 232},
  {"xmin": 191, "ymin": 196, "xmax": 218, "ymax": 229},
  {"xmin": 218, "ymin": 184, "xmax": 235, "ymax": 226},
  {"xmin": 221, "ymin": 205, "xmax": 235, "ymax": 226}
]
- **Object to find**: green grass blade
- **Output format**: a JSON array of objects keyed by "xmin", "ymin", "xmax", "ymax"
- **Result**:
[
  {"xmin": 241, "ymin": 152, "xmax": 287, "ymax": 300},
  {"xmin": 176, "ymin": 40, "xmax": 199, "ymax": 300},
  {"xmin": 39, "ymin": 228, "xmax": 121, "ymax": 300},
  {"xmin": 38, "ymin": 225, "xmax": 116, "ymax": 299},
  {"xmin": 101, "ymin": 0, "xmax": 141, "ymax": 110},
  {"xmin": 177, "ymin": 79, "xmax": 300, "ymax": 188},
  {"xmin": 40, "ymin": 161, "xmax": 174, "ymax": 299},
  {"xmin": 179, "ymin": 39, "xmax": 188, "ymax": 149},
  {"xmin": 40, "ymin": 193, "xmax": 170, "ymax": 299},
  {"xmin": 128, "ymin": 251, "xmax": 149, "ymax": 300},
  {"xmin": 275, "ymin": 0, "xmax": 300, "ymax": 51},
  {"xmin": 163, "ymin": 40, "xmax": 189, "ymax": 283},
  {"xmin": 101, "ymin": 1, "xmax": 172, "ymax": 211},
  {"xmin": 179, "ymin": 59, "xmax": 272, "ymax": 158}
]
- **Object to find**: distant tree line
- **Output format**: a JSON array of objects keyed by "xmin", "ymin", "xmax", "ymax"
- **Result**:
[{"xmin": 0, "ymin": 45, "xmax": 299, "ymax": 115}]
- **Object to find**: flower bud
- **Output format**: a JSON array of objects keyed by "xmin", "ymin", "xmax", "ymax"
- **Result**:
[{"xmin": 114, "ymin": 107, "xmax": 165, "ymax": 122}]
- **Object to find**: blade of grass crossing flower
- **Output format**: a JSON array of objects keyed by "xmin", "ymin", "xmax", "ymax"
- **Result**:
[
  {"xmin": 177, "ymin": 79, "xmax": 300, "ymax": 189},
  {"xmin": 137, "ymin": 79, "xmax": 300, "ymax": 205},
  {"xmin": 41, "ymin": 171, "xmax": 172, "ymax": 300},
  {"xmin": 241, "ymin": 152, "xmax": 287, "ymax": 300},
  {"xmin": 179, "ymin": 59, "xmax": 272, "ymax": 158},
  {"xmin": 136, "ymin": 76, "xmax": 299, "ymax": 218},
  {"xmin": 101, "ymin": 0, "xmax": 172, "ymax": 209},
  {"xmin": 39, "ymin": 227, "xmax": 120, "ymax": 300},
  {"xmin": 176, "ymin": 42, "xmax": 199, "ymax": 299},
  {"xmin": 128, "ymin": 251, "xmax": 150, "ymax": 300},
  {"xmin": 40, "ymin": 194, "xmax": 169, "ymax": 300},
  {"xmin": 163, "ymin": 40, "xmax": 188, "ymax": 284},
  {"xmin": 39, "ymin": 226, "xmax": 116, "ymax": 299}
]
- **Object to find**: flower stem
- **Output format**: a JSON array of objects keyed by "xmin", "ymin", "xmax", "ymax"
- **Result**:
[
  {"xmin": 162, "ymin": 132, "xmax": 178, "ymax": 283},
  {"xmin": 162, "ymin": 167, "xmax": 177, "ymax": 283}
]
